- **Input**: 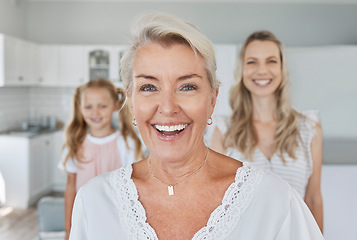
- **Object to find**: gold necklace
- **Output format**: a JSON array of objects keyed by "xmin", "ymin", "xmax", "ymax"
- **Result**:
[{"xmin": 148, "ymin": 148, "xmax": 209, "ymax": 196}]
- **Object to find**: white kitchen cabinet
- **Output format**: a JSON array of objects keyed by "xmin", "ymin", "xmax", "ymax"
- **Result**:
[
  {"xmin": 58, "ymin": 45, "xmax": 86, "ymax": 87},
  {"xmin": 52, "ymin": 130, "xmax": 67, "ymax": 191},
  {"xmin": 29, "ymin": 43, "xmax": 41, "ymax": 86},
  {"xmin": 39, "ymin": 45, "xmax": 59, "ymax": 86},
  {"xmin": 84, "ymin": 45, "xmax": 126, "ymax": 88},
  {"xmin": 30, "ymin": 134, "xmax": 52, "ymax": 199},
  {"xmin": 0, "ymin": 133, "xmax": 55, "ymax": 209},
  {"xmin": 0, "ymin": 34, "xmax": 40, "ymax": 87}
]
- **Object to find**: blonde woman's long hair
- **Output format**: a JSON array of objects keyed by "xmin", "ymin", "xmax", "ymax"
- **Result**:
[
  {"xmin": 62, "ymin": 79, "xmax": 144, "ymax": 169},
  {"xmin": 224, "ymin": 31, "xmax": 303, "ymax": 162}
]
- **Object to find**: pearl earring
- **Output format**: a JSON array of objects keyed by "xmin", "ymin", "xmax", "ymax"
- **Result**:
[{"xmin": 207, "ymin": 117, "xmax": 213, "ymax": 125}]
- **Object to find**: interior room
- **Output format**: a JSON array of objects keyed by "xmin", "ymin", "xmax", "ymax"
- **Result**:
[{"xmin": 0, "ymin": 0, "xmax": 356, "ymax": 239}]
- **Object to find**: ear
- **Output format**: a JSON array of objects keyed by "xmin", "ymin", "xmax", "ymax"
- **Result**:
[
  {"xmin": 113, "ymin": 100, "xmax": 120, "ymax": 112},
  {"xmin": 126, "ymin": 90, "xmax": 134, "ymax": 116},
  {"xmin": 208, "ymin": 88, "xmax": 218, "ymax": 118},
  {"xmin": 211, "ymin": 88, "xmax": 219, "ymax": 110}
]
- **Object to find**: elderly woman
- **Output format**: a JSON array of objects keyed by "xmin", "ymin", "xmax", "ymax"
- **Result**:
[{"xmin": 69, "ymin": 13, "xmax": 324, "ymax": 240}]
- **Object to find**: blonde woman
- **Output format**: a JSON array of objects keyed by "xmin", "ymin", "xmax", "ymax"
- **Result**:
[
  {"xmin": 69, "ymin": 14, "xmax": 323, "ymax": 239},
  {"xmin": 211, "ymin": 31, "xmax": 323, "ymax": 232}
]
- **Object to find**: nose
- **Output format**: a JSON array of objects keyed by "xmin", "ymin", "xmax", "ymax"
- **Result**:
[
  {"xmin": 158, "ymin": 91, "xmax": 180, "ymax": 116},
  {"xmin": 257, "ymin": 62, "xmax": 268, "ymax": 74},
  {"xmin": 92, "ymin": 107, "xmax": 100, "ymax": 115}
]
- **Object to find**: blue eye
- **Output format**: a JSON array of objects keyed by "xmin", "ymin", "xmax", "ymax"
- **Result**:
[
  {"xmin": 181, "ymin": 84, "xmax": 197, "ymax": 91},
  {"xmin": 268, "ymin": 60, "xmax": 277, "ymax": 64},
  {"xmin": 247, "ymin": 61, "xmax": 255, "ymax": 64},
  {"xmin": 140, "ymin": 84, "xmax": 157, "ymax": 92},
  {"xmin": 99, "ymin": 105, "xmax": 107, "ymax": 109},
  {"xmin": 85, "ymin": 106, "xmax": 92, "ymax": 109}
]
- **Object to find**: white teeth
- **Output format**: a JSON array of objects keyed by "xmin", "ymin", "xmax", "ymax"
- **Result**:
[
  {"xmin": 254, "ymin": 79, "xmax": 271, "ymax": 86},
  {"xmin": 155, "ymin": 124, "xmax": 187, "ymax": 132},
  {"xmin": 91, "ymin": 118, "xmax": 101, "ymax": 122}
]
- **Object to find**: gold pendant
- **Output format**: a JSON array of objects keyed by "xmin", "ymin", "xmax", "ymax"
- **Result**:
[{"xmin": 168, "ymin": 185, "xmax": 174, "ymax": 196}]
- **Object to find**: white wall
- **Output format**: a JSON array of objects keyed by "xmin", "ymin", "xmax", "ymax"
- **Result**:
[
  {"xmin": 286, "ymin": 46, "xmax": 357, "ymax": 139},
  {"xmin": 0, "ymin": 88, "xmax": 30, "ymax": 132},
  {"xmin": 0, "ymin": 87, "xmax": 74, "ymax": 133},
  {"xmin": 28, "ymin": 87, "xmax": 74, "ymax": 127},
  {"xmin": 321, "ymin": 165, "xmax": 357, "ymax": 240},
  {"xmin": 0, "ymin": 0, "xmax": 27, "ymax": 38},
  {"xmin": 26, "ymin": 2, "xmax": 357, "ymax": 46}
]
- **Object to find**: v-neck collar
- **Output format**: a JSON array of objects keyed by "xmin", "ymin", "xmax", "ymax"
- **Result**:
[
  {"xmin": 255, "ymin": 147, "xmax": 276, "ymax": 162},
  {"xmin": 109, "ymin": 163, "xmax": 263, "ymax": 239}
]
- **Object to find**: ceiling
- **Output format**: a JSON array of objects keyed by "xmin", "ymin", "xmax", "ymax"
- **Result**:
[{"xmin": 24, "ymin": 0, "xmax": 357, "ymax": 4}]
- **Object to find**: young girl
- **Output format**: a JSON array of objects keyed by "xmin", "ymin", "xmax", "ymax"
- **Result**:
[
  {"xmin": 59, "ymin": 79, "xmax": 144, "ymax": 240},
  {"xmin": 210, "ymin": 31, "xmax": 323, "ymax": 232}
]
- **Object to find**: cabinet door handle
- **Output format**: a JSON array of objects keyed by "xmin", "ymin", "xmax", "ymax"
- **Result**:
[{"xmin": 18, "ymin": 76, "xmax": 24, "ymax": 81}]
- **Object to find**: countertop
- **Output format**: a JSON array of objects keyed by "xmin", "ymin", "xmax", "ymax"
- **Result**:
[
  {"xmin": 0, "ymin": 127, "xmax": 63, "ymax": 138},
  {"xmin": 322, "ymin": 138, "xmax": 357, "ymax": 165}
]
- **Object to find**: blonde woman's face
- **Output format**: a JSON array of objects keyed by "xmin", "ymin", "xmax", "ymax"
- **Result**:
[
  {"xmin": 242, "ymin": 40, "xmax": 282, "ymax": 98},
  {"xmin": 130, "ymin": 42, "xmax": 217, "ymax": 162}
]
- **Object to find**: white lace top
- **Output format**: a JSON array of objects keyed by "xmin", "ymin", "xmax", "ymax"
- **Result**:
[
  {"xmin": 214, "ymin": 110, "xmax": 319, "ymax": 198},
  {"xmin": 70, "ymin": 163, "xmax": 324, "ymax": 240}
]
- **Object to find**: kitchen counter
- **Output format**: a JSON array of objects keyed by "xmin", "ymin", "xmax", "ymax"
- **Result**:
[
  {"xmin": 0, "ymin": 127, "xmax": 63, "ymax": 138},
  {"xmin": 322, "ymin": 138, "xmax": 357, "ymax": 165}
]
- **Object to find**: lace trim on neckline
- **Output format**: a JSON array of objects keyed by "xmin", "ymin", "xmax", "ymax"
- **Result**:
[{"xmin": 109, "ymin": 162, "xmax": 263, "ymax": 240}]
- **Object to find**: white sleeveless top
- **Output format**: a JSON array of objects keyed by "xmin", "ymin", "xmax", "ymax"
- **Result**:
[{"xmin": 214, "ymin": 110, "xmax": 319, "ymax": 198}]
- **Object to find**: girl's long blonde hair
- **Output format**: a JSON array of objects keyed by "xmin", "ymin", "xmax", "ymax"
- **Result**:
[
  {"xmin": 62, "ymin": 79, "xmax": 143, "ymax": 169},
  {"xmin": 224, "ymin": 31, "xmax": 303, "ymax": 162}
]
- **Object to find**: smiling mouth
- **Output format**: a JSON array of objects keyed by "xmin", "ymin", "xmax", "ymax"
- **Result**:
[
  {"xmin": 253, "ymin": 79, "xmax": 272, "ymax": 86},
  {"xmin": 153, "ymin": 124, "xmax": 188, "ymax": 136},
  {"xmin": 90, "ymin": 117, "xmax": 102, "ymax": 123}
]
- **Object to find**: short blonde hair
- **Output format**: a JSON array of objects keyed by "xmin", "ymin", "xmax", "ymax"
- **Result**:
[{"xmin": 120, "ymin": 12, "xmax": 219, "ymax": 94}]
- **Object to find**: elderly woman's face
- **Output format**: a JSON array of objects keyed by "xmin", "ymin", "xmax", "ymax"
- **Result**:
[{"xmin": 130, "ymin": 42, "xmax": 217, "ymax": 161}]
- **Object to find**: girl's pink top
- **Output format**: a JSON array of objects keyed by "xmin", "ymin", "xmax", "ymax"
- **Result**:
[
  {"xmin": 75, "ymin": 132, "xmax": 122, "ymax": 191},
  {"xmin": 59, "ymin": 131, "xmax": 137, "ymax": 191}
]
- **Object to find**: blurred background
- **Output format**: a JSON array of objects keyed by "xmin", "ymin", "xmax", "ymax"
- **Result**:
[{"xmin": 0, "ymin": 0, "xmax": 356, "ymax": 239}]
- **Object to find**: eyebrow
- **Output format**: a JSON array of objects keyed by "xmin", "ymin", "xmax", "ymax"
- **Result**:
[
  {"xmin": 135, "ymin": 74, "xmax": 158, "ymax": 80},
  {"xmin": 134, "ymin": 73, "xmax": 203, "ymax": 81},
  {"xmin": 246, "ymin": 56, "xmax": 278, "ymax": 60},
  {"xmin": 178, "ymin": 74, "xmax": 202, "ymax": 81}
]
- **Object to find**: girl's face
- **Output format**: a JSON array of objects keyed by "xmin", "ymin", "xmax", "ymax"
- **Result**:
[
  {"xmin": 80, "ymin": 87, "xmax": 119, "ymax": 135},
  {"xmin": 130, "ymin": 42, "xmax": 217, "ymax": 162},
  {"xmin": 242, "ymin": 40, "xmax": 282, "ymax": 98}
]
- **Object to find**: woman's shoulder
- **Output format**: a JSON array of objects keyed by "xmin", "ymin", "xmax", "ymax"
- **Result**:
[
  {"xmin": 258, "ymin": 168, "xmax": 292, "ymax": 194},
  {"xmin": 297, "ymin": 109, "xmax": 320, "ymax": 126},
  {"xmin": 246, "ymin": 166, "xmax": 295, "ymax": 207},
  {"xmin": 294, "ymin": 109, "xmax": 321, "ymax": 137},
  {"xmin": 210, "ymin": 150, "xmax": 243, "ymax": 177},
  {"xmin": 80, "ymin": 165, "xmax": 132, "ymax": 195}
]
